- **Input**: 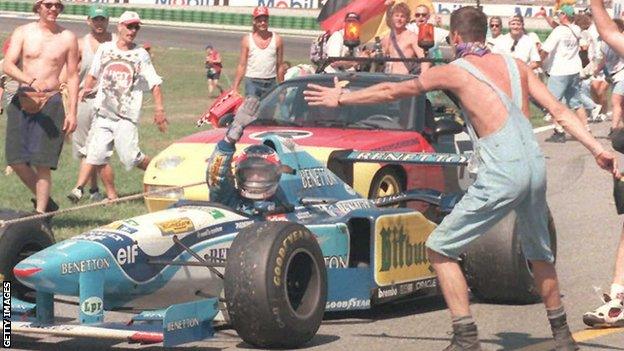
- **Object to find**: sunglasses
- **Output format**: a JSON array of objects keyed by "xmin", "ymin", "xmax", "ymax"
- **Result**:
[
  {"xmin": 489, "ymin": 24, "xmax": 501, "ymax": 28},
  {"xmin": 414, "ymin": 13, "xmax": 429, "ymax": 18},
  {"xmin": 41, "ymin": 2, "xmax": 64, "ymax": 10},
  {"xmin": 125, "ymin": 23, "xmax": 141, "ymax": 31}
]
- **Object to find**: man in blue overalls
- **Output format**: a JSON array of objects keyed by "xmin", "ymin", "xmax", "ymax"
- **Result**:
[{"xmin": 305, "ymin": 6, "xmax": 618, "ymax": 351}]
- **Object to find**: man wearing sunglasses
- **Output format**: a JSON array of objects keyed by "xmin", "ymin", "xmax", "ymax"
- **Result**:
[
  {"xmin": 3, "ymin": 0, "xmax": 79, "ymax": 216},
  {"xmin": 405, "ymin": 4, "xmax": 450, "ymax": 59},
  {"xmin": 68, "ymin": 11, "xmax": 168, "ymax": 202}
]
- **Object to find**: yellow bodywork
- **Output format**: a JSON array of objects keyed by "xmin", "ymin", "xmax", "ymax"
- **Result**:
[{"xmin": 143, "ymin": 142, "xmax": 382, "ymax": 212}]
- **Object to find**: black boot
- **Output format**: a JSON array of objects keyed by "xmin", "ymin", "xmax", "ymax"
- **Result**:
[
  {"xmin": 443, "ymin": 322, "xmax": 482, "ymax": 351},
  {"xmin": 30, "ymin": 197, "xmax": 59, "ymax": 212}
]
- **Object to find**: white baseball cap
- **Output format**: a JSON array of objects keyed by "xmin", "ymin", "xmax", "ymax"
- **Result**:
[{"xmin": 119, "ymin": 11, "xmax": 141, "ymax": 25}]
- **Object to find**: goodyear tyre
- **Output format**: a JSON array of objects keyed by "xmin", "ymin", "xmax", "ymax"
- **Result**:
[
  {"xmin": 0, "ymin": 209, "xmax": 55, "ymax": 300},
  {"xmin": 224, "ymin": 222, "xmax": 327, "ymax": 349},
  {"xmin": 462, "ymin": 209, "xmax": 557, "ymax": 304}
]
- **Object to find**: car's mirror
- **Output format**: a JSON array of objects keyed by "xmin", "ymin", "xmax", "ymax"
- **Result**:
[{"xmin": 433, "ymin": 118, "xmax": 464, "ymax": 138}]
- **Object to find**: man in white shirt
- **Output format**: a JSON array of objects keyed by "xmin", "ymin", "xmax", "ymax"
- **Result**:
[
  {"xmin": 540, "ymin": 5, "xmax": 588, "ymax": 142},
  {"xmin": 68, "ymin": 11, "xmax": 168, "ymax": 201},
  {"xmin": 486, "ymin": 16, "xmax": 504, "ymax": 51},
  {"xmin": 594, "ymin": 19, "xmax": 624, "ymax": 132},
  {"xmin": 494, "ymin": 16, "xmax": 541, "ymax": 70}
]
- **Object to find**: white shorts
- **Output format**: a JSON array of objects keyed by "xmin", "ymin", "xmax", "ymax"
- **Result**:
[
  {"xmin": 84, "ymin": 115, "xmax": 145, "ymax": 171},
  {"xmin": 72, "ymin": 98, "xmax": 96, "ymax": 159}
]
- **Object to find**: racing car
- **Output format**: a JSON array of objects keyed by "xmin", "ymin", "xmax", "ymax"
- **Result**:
[
  {"xmin": 1, "ymin": 135, "xmax": 555, "ymax": 349},
  {"xmin": 143, "ymin": 73, "xmax": 473, "ymax": 213}
]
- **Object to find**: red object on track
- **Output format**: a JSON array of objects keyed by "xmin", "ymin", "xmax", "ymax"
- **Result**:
[{"xmin": 197, "ymin": 90, "xmax": 243, "ymax": 128}]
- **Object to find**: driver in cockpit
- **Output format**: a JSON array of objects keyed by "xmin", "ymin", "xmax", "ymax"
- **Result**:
[{"xmin": 206, "ymin": 96, "xmax": 283, "ymax": 214}]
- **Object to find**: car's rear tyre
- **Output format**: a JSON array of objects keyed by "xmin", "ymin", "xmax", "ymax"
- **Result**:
[
  {"xmin": 368, "ymin": 168, "xmax": 404, "ymax": 205},
  {"xmin": 224, "ymin": 222, "xmax": 327, "ymax": 349},
  {"xmin": 462, "ymin": 209, "xmax": 557, "ymax": 304},
  {"xmin": 0, "ymin": 209, "xmax": 55, "ymax": 301}
]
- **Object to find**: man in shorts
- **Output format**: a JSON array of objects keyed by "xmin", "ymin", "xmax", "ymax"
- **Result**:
[
  {"xmin": 69, "ymin": 4, "xmax": 115, "ymax": 202},
  {"xmin": 68, "ymin": 11, "xmax": 167, "ymax": 201},
  {"xmin": 305, "ymin": 6, "xmax": 617, "ymax": 350},
  {"xmin": 205, "ymin": 44, "xmax": 222, "ymax": 97},
  {"xmin": 3, "ymin": 0, "xmax": 78, "ymax": 215}
]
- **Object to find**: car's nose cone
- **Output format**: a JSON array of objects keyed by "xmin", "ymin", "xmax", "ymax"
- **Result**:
[{"xmin": 14, "ymin": 240, "xmax": 113, "ymax": 295}]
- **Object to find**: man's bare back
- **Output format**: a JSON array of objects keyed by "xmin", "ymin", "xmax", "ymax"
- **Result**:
[{"xmin": 12, "ymin": 22, "xmax": 77, "ymax": 91}]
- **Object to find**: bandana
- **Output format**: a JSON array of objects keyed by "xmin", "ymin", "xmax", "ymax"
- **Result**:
[{"xmin": 455, "ymin": 42, "xmax": 490, "ymax": 58}]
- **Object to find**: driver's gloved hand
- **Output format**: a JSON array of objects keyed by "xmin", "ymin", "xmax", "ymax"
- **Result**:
[{"xmin": 225, "ymin": 96, "xmax": 261, "ymax": 144}]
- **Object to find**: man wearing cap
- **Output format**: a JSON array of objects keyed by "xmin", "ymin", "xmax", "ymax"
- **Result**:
[
  {"xmin": 540, "ymin": 5, "xmax": 590, "ymax": 143},
  {"xmin": 68, "ymin": 4, "xmax": 115, "ymax": 203},
  {"xmin": 3, "ymin": 0, "xmax": 79, "ymax": 215},
  {"xmin": 232, "ymin": 6, "xmax": 284, "ymax": 98},
  {"xmin": 68, "ymin": 11, "xmax": 168, "ymax": 202}
]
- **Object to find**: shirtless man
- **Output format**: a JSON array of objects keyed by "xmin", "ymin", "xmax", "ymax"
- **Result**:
[
  {"xmin": 306, "ymin": 6, "xmax": 616, "ymax": 350},
  {"xmin": 69, "ymin": 4, "xmax": 114, "ymax": 202},
  {"xmin": 232, "ymin": 6, "xmax": 284, "ymax": 98},
  {"xmin": 382, "ymin": 3, "xmax": 429, "ymax": 75},
  {"xmin": 3, "ymin": 0, "xmax": 78, "ymax": 215}
]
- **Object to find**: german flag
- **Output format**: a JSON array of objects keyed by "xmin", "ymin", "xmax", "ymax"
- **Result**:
[{"xmin": 318, "ymin": 0, "xmax": 434, "ymax": 43}]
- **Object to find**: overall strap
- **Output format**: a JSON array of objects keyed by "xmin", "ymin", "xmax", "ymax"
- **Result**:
[
  {"xmin": 451, "ymin": 57, "xmax": 512, "ymax": 141},
  {"xmin": 501, "ymin": 54, "xmax": 523, "ymax": 110}
]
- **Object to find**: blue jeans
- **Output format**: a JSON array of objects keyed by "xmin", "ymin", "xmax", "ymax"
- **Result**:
[
  {"xmin": 546, "ymin": 73, "xmax": 582, "ymax": 110},
  {"xmin": 244, "ymin": 77, "xmax": 277, "ymax": 99},
  {"xmin": 579, "ymin": 78, "xmax": 597, "ymax": 110}
]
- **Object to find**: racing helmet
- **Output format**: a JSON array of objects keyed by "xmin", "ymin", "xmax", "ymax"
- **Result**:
[{"xmin": 234, "ymin": 144, "xmax": 282, "ymax": 200}]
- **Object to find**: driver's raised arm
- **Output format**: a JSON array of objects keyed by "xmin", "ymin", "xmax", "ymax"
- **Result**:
[{"xmin": 206, "ymin": 97, "xmax": 261, "ymax": 206}]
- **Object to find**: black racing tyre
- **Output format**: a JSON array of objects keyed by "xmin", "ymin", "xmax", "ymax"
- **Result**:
[
  {"xmin": 0, "ymin": 209, "xmax": 55, "ymax": 301},
  {"xmin": 368, "ymin": 168, "xmax": 405, "ymax": 205},
  {"xmin": 462, "ymin": 209, "xmax": 557, "ymax": 304},
  {"xmin": 224, "ymin": 222, "xmax": 327, "ymax": 349},
  {"xmin": 217, "ymin": 113, "xmax": 235, "ymax": 128}
]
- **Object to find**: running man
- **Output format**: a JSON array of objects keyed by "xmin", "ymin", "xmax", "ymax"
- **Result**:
[{"xmin": 305, "ymin": 6, "xmax": 617, "ymax": 350}]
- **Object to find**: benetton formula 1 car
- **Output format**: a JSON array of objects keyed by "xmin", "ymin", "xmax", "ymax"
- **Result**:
[{"xmin": 1, "ymin": 135, "xmax": 555, "ymax": 349}]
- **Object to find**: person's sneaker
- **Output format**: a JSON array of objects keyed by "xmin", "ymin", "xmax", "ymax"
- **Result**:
[
  {"xmin": 591, "ymin": 104, "xmax": 603, "ymax": 122},
  {"xmin": 583, "ymin": 293, "xmax": 624, "ymax": 328},
  {"xmin": 88, "ymin": 188, "xmax": 105, "ymax": 202},
  {"xmin": 546, "ymin": 131, "xmax": 566, "ymax": 143},
  {"xmin": 543, "ymin": 113, "xmax": 553, "ymax": 122},
  {"xmin": 443, "ymin": 324, "xmax": 482, "ymax": 351},
  {"xmin": 67, "ymin": 187, "xmax": 84, "ymax": 203}
]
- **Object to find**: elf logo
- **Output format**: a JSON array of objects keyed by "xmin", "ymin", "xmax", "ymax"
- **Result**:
[{"xmin": 116, "ymin": 244, "xmax": 139, "ymax": 265}]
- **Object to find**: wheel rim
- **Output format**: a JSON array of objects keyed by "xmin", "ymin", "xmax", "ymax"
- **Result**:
[
  {"xmin": 283, "ymin": 248, "xmax": 321, "ymax": 319},
  {"xmin": 375, "ymin": 174, "xmax": 400, "ymax": 198}
]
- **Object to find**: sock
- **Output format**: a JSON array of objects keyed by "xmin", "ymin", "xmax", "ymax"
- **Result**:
[
  {"xmin": 547, "ymin": 306, "xmax": 578, "ymax": 350},
  {"xmin": 452, "ymin": 315, "xmax": 475, "ymax": 326},
  {"xmin": 611, "ymin": 283, "xmax": 624, "ymax": 300}
]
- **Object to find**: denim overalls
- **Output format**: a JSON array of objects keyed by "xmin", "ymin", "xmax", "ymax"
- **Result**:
[{"xmin": 426, "ymin": 55, "xmax": 554, "ymax": 263}]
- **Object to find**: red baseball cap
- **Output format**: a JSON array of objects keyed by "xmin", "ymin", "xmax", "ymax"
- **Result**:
[{"xmin": 252, "ymin": 6, "xmax": 269, "ymax": 18}]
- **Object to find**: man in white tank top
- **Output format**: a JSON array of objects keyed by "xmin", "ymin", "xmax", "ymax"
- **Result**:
[
  {"xmin": 68, "ymin": 4, "xmax": 114, "ymax": 202},
  {"xmin": 231, "ymin": 6, "xmax": 284, "ymax": 99}
]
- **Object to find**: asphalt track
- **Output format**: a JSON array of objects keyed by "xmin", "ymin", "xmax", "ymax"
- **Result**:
[{"xmin": 3, "ymin": 16, "xmax": 624, "ymax": 351}]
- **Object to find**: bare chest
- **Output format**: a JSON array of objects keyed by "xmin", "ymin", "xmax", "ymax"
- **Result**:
[
  {"xmin": 389, "ymin": 33, "xmax": 416, "ymax": 56},
  {"xmin": 23, "ymin": 32, "xmax": 68, "ymax": 63}
]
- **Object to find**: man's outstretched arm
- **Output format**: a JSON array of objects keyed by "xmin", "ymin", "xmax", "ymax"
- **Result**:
[
  {"xmin": 526, "ymin": 66, "xmax": 617, "ymax": 174},
  {"xmin": 591, "ymin": 0, "xmax": 624, "ymax": 57}
]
